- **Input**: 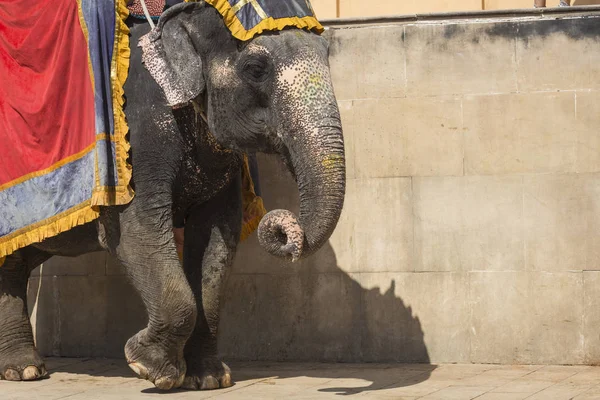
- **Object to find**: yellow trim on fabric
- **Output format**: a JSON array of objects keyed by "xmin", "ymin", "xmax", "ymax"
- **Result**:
[
  {"xmin": 76, "ymin": 0, "xmax": 96, "ymax": 93},
  {"xmin": 0, "ymin": 144, "xmax": 95, "ymax": 192},
  {"xmin": 96, "ymin": 133, "xmax": 119, "ymax": 142},
  {"xmin": 0, "ymin": 201, "xmax": 100, "ymax": 260},
  {"xmin": 250, "ymin": 1, "xmax": 268, "ymax": 19},
  {"xmin": 99, "ymin": 0, "xmax": 134, "ymax": 207},
  {"xmin": 205, "ymin": 0, "xmax": 324, "ymax": 42}
]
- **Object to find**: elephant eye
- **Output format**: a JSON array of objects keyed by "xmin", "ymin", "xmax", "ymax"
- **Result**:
[{"xmin": 243, "ymin": 60, "xmax": 270, "ymax": 82}]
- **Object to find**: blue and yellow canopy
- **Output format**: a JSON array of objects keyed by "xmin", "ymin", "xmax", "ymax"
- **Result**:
[{"xmin": 205, "ymin": 0, "xmax": 324, "ymax": 41}]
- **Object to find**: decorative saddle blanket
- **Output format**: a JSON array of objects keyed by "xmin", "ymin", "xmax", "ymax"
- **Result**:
[
  {"xmin": 203, "ymin": 0, "xmax": 324, "ymax": 41},
  {"xmin": 0, "ymin": 0, "xmax": 266, "ymax": 263},
  {"xmin": 0, "ymin": 0, "xmax": 132, "ymax": 260}
]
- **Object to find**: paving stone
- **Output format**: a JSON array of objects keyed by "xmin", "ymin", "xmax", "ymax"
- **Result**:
[{"xmin": 418, "ymin": 385, "xmax": 495, "ymax": 400}]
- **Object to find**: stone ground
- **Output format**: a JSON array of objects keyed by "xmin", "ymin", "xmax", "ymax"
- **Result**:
[{"xmin": 2, "ymin": 358, "xmax": 600, "ymax": 399}]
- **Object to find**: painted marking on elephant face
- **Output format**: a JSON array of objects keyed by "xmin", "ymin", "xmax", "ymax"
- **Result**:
[
  {"xmin": 276, "ymin": 54, "xmax": 334, "ymax": 139},
  {"xmin": 210, "ymin": 58, "xmax": 237, "ymax": 89},
  {"xmin": 246, "ymin": 43, "xmax": 270, "ymax": 56}
]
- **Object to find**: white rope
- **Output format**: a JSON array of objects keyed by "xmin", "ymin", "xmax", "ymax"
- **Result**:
[{"xmin": 139, "ymin": 0, "xmax": 156, "ymax": 29}]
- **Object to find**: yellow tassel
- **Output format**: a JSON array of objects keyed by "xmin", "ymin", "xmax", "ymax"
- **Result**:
[{"xmin": 240, "ymin": 155, "xmax": 267, "ymax": 241}]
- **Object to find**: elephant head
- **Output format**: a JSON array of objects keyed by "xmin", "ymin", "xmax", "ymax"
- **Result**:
[{"xmin": 141, "ymin": 1, "xmax": 345, "ymax": 261}]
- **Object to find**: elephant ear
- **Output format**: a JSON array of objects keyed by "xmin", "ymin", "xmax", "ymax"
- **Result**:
[{"xmin": 140, "ymin": 2, "xmax": 206, "ymax": 107}]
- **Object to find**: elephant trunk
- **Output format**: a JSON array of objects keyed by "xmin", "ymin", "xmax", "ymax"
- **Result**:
[{"xmin": 258, "ymin": 54, "xmax": 346, "ymax": 261}]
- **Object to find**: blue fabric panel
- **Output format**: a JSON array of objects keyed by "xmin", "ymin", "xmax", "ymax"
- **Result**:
[
  {"xmin": 229, "ymin": 0, "xmax": 316, "ymax": 31},
  {"xmin": 95, "ymin": 139, "xmax": 118, "ymax": 187},
  {"xmin": 81, "ymin": 0, "xmax": 118, "ymax": 187},
  {"xmin": 0, "ymin": 151, "xmax": 95, "ymax": 237}
]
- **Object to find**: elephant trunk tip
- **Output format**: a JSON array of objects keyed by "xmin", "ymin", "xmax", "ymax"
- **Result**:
[{"xmin": 257, "ymin": 209, "xmax": 305, "ymax": 262}]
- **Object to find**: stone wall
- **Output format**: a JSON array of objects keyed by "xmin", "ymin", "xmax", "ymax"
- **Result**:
[
  {"xmin": 28, "ymin": 9, "xmax": 600, "ymax": 364},
  {"xmin": 311, "ymin": 0, "xmax": 600, "ymax": 19}
]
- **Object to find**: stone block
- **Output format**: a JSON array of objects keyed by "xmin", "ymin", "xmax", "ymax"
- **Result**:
[
  {"xmin": 104, "ymin": 276, "xmax": 147, "ymax": 358},
  {"xmin": 523, "ymin": 173, "xmax": 600, "ymax": 271},
  {"xmin": 351, "ymin": 177, "xmax": 413, "ymax": 273},
  {"xmin": 405, "ymin": 23, "xmax": 517, "ymax": 97},
  {"xmin": 219, "ymin": 274, "xmax": 260, "ymax": 360},
  {"xmin": 327, "ymin": 26, "xmax": 406, "ymax": 101},
  {"xmin": 463, "ymin": 92, "xmax": 578, "ymax": 175},
  {"xmin": 325, "ymin": 178, "xmax": 357, "ymax": 273},
  {"xmin": 576, "ymin": 91, "xmax": 600, "ymax": 174},
  {"xmin": 221, "ymin": 272, "xmax": 361, "ymax": 362},
  {"xmin": 484, "ymin": 0, "xmax": 533, "ymax": 8},
  {"xmin": 357, "ymin": 272, "xmax": 470, "ymax": 363},
  {"xmin": 311, "ymin": 0, "xmax": 337, "ymax": 19},
  {"xmin": 338, "ymin": 100, "xmax": 356, "ymax": 180},
  {"xmin": 31, "ymin": 252, "xmax": 106, "ymax": 277},
  {"xmin": 28, "ymin": 276, "xmax": 60, "ymax": 357},
  {"xmin": 470, "ymin": 271, "xmax": 584, "ymax": 364},
  {"xmin": 55, "ymin": 276, "xmax": 108, "ymax": 357},
  {"xmin": 346, "ymin": 97, "xmax": 464, "ymax": 179},
  {"xmin": 224, "ymin": 273, "xmax": 309, "ymax": 361},
  {"xmin": 414, "ymin": 176, "xmax": 524, "ymax": 272},
  {"xmin": 307, "ymin": 272, "xmax": 362, "ymax": 361},
  {"xmin": 516, "ymin": 19, "xmax": 600, "ymax": 92},
  {"xmin": 340, "ymin": 0, "xmax": 481, "ymax": 17},
  {"xmin": 584, "ymin": 272, "xmax": 600, "ymax": 364}
]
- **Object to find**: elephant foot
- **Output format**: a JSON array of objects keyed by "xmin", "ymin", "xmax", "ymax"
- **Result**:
[
  {"xmin": 0, "ymin": 349, "xmax": 47, "ymax": 381},
  {"xmin": 181, "ymin": 358, "xmax": 232, "ymax": 390},
  {"xmin": 125, "ymin": 329, "xmax": 186, "ymax": 390}
]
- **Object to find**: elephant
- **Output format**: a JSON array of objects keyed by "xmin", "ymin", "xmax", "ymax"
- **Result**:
[{"xmin": 0, "ymin": 0, "xmax": 345, "ymax": 392}]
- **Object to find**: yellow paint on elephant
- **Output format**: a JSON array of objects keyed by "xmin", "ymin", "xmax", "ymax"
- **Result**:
[{"xmin": 321, "ymin": 154, "xmax": 344, "ymax": 169}]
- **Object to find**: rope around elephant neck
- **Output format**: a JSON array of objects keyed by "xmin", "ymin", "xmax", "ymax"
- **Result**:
[{"xmin": 138, "ymin": 0, "xmax": 156, "ymax": 28}]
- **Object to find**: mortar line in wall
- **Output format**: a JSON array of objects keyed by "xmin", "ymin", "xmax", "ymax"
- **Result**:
[
  {"xmin": 461, "ymin": 97, "xmax": 465, "ymax": 177},
  {"xmin": 514, "ymin": 36, "xmax": 519, "ymax": 93},
  {"xmin": 521, "ymin": 175, "xmax": 526, "ymax": 275},
  {"xmin": 341, "ymin": 88, "xmax": 598, "ymax": 103},
  {"xmin": 467, "ymin": 266, "xmax": 473, "ymax": 363},
  {"xmin": 348, "ymin": 171, "xmax": 600, "ymax": 181},
  {"xmin": 410, "ymin": 176, "xmax": 416, "ymax": 274},
  {"xmin": 582, "ymin": 271, "xmax": 586, "ymax": 364},
  {"xmin": 403, "ymin": 25, "xmax": 408, "ymax": 94}
]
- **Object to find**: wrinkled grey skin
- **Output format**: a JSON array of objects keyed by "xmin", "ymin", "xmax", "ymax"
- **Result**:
[{"xmin": 0, "ymin": 1, "xmax": 345, "ymax": 391}]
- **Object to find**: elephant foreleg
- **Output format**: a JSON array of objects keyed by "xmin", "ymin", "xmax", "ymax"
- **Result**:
[
  {"xmin": 0, "ymin": 248, "xmax": 50, "ymax": 381},
  {"xmin": 105, "ymin": 195, "xmax": 197, "ymax": 391},
  {"xmin": 181, "ymin": 174, "xmax": 242, "ymax": 391}
]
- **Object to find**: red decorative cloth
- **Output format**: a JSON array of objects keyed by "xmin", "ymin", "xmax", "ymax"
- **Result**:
[{"xmin": 0, "ymin": 0, "xmax": 95, "ymax": 184}]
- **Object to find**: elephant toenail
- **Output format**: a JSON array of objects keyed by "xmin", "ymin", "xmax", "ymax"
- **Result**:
[
  {"xmin": 201, "ymin": 375, "xmax": 219, "ymax": 390},
  {"xmin": 22, "ymin": 366, "xmax": 40, "ymax": 381},
  {"xmin": 4, "ymin": 369, "xmax": 20, "ymax": 381},
  {"xmin": 220, "ymin": 373, "xmax": 232, "ymax": 388},
  {"xmin": 182, "ymin": 376, "xmax": 199, "ymax": 390},
  {"xmin": 128, "ymin": 362, "xmax": 149, "ymax": 379},
  {"xmin": 155, "ymin": 377, "xmax": 175, "ymax": 390},
  {"xmin": 175, "ymin": 372, "xmax": 186, "ymax": 388}
]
